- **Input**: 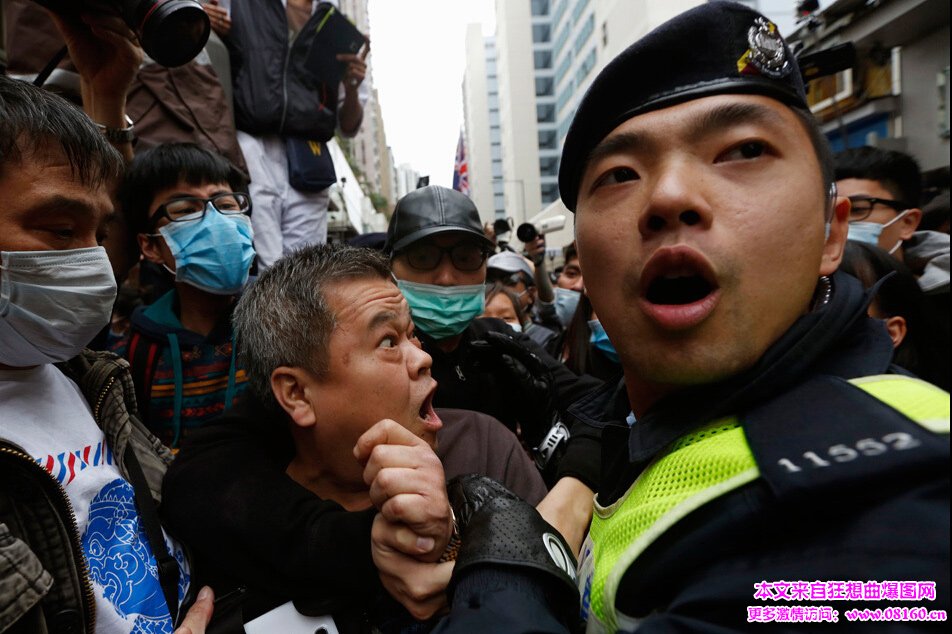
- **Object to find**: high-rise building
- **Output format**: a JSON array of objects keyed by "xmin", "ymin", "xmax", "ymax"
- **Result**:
[
  {"xmin": 463, "ymin": 27, "xmax": 506, "ymax": 226},
  {"xmin": 337, "ymin": 0, "xmax": 396, "ymax": 212}
]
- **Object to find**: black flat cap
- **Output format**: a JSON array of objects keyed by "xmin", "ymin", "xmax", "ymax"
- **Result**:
[
  {"xmin": 386, "ymin": 186, "xmax": 493, "ymax": 253},
  {"xmin": 559, "ymin": 1, "xmax": 808, "ymax": 212}
]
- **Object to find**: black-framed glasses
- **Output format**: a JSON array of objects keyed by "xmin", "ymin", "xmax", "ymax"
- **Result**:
[
  {"xmin": 847, "ymin": 196, "xmax": 908, "ymax": 221},
  {"xmin": 398, "ymin": 242, "xmax": 490, "ymax": 272},
  {"xmin": 150, "ymin": 193, "xmax": 252, "ymax": 228}
]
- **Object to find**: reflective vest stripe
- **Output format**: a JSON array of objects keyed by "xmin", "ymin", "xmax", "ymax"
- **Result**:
[
  {"xmin": 848, "ymin": 375, "xmax": 950, "ymax": 434},
  {"xmin": 588, "ymin": 420, "xmax": 758, "ymax": 632},
  {"xmin": 586, "ymin": 374, "xmax": 949, "ymax": 631}
]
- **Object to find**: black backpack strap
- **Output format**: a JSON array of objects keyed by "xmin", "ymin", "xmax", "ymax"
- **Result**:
[{"xmin": 123, "ymin": 445, "xmax": 180, "ymax": 624}]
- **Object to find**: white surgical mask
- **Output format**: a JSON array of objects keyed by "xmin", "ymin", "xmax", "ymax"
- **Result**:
[{"xmin": 0, "ymin": 247, "xmax": 117, "ymax": 366}]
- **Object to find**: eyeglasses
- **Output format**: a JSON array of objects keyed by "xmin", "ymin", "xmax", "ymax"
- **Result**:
[
  {"xmin": 150, "ymin": 193, "xmax": 252, "ymax": 229},
  {"xmin": 398, "ymin": 242, "xmax": 490, "ymax": 272},
  {"xmin": 847, "ymin": 196, "xmax": 908, "ymax": 221}
]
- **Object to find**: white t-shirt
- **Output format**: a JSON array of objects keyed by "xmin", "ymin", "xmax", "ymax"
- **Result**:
[{"xmin": 0, "ymin": 364, "xmax": 190, "ymax": 634}]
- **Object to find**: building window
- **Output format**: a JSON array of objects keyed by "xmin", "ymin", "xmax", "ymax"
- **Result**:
[
  {"xmin": 537, "ymin": 102, "xmax": 556, "ymax": 123},
  {"xmin": 574, "ymin": 14, "xmax": 594, "ymax": 54},
  {"xmin": 555, "ymin": 50, "xmax": 573, "ymax": 85},
  {"xmin": 572, "ymin": 0, "xmax": 589, "ymax": 21},
  {"xmin": 535, "ymin": 76, "xmax": 554, "ymax": 97},
  {"xmin": 531, "ymin": 0, "xmax": 550, "ymax": 16},
  {"xmin": 534, "ymin": 50, "xmax": 553, "ymax": 70},
  {"xmin": 539, "ymin": 154, "xmax": 559, "ymax": 176},
  {"xmin": 541, "ymin": 183, "xmax": 560, "ymax": 204},
  {"xmin": 538, "ymin": 128, "xmax": 558, "ymax": 150},
  {"xmin": 575, "ymin": 48, "xmax": 597, "ymax": 86},
  {"xmin": 532, "ymin": 23, "xmax": 551, "ymax": 44},
  {"xmin": 556, "ymin": 80, "xmax": 575, "ymax": 114}
]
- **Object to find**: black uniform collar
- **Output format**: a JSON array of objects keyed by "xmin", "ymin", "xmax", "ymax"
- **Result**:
[{"xmin": 570, "ymin": 272, "xmax": 894, "ymax": 471}]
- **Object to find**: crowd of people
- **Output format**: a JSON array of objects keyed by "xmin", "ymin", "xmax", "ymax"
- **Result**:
[{"xmin": 0, "ymin": 1, "xmax": 949, "ymax": 633}]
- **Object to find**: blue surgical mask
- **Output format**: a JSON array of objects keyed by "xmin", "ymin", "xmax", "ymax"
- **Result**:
[
  {"xmin": 397, "ymin": 280, "xmax": 485, "ymax": 340},
  {"xmin": 848, "ymin": 210, "xmax": 909, "ymax": 255},
  {"xmin": 506, "ymin": 321, "xmax": 523, "ymax": 333},
  {"xmin": 588, "ymin": 320, "xmax": 620, "ymax": 364},
  {"xmin": 159, "ymin": 204, "xmax": 255, "ymax": 295},
  {"xmin": 554, "ymin": 288, "xmax": 581, "ymax": 327}
]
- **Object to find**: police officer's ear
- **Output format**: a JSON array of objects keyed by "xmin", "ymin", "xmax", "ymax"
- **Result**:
[
  {"xmin": 271, "ymin": 366, "xmax": 318, "ymax": 428},
  {"xmin": 819, "ymin": 187, "xmax": 851, "ymax": 276},
  {"xmin": 884, "ymin": 315, "xmax": 908, "ymax": 349}
]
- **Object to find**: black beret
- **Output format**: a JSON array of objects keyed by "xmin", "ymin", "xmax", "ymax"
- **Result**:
[{"xmin": 558, "ymin": 1, "xmax": 808, "ymax": 212}]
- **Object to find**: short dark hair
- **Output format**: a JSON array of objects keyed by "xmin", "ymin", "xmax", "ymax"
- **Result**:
[
  {"xmin": 563, "ymin": 241, "xmax": 579, "ymax": 264},
  {"xmin": 834, "ymin": 146, "xmax": 922, "ymax": 208},
  {"xmin": 118, "ymin": 143, "xmax": 247, "ymax": 235},
  {"xmin": 0, "ymin": 75, "xmax": 122, "ymax": 188},
  {"xmin": 233, "ymin": 244, "xmax": 393, "ymax": 410},
  {"xmin": 839, "ymin": 241, "xmax": 943, "ymax": 386}
]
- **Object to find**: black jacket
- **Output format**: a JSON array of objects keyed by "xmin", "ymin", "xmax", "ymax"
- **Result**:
[
  {"xmin": 422, "ymin": 318, "xmax": 603, "ymax": 486},
  {"xmin": 227, "ymin": 0, "xmax": 338, "ymax": 140},
  {"xmin": 160, "ymin": 397, "xmax": 547, "ymax": 628},
  {"xmin": 438, "ymin": 272, "xmax": 950, "ymax": 632}
]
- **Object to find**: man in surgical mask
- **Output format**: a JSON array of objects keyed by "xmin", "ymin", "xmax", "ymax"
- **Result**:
[
  {"xmin": 835, "ymin": 146, "xmax": 949, "ymax": 387},
  {"xmin": 385, "ymin": 186, "xmax": 601, "ymax": 486},
  {"xmin": 113, "ymin": 143, "xmax": 255, "ymax": 449},
  {"xmin": 0, "ymin": 76, "xmax": 213, "ymax": 632}
]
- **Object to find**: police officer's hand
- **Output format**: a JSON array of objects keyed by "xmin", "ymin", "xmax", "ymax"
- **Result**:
[
  {"xmin": 469, "ymin": 331, "xmax": 558, "ymax": 447},
  {"xmin": 355, "ymin": 419, "xmax": 453, "ymax": 562},
  {"xmin": 445, "ymin": 475, "xmax": 580, "ymax": 624}
]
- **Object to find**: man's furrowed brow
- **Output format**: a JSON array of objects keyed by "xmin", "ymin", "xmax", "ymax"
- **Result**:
[
  {"xmin": 687, "ymin": 102, "xmax": 787, "ymax": 140},
  {"xmin": 584, "ymin": 131, "xmax": 648, "ymax": 169},
  {"xmin": 368, "ymin": 310, "xmax": 401, "ymax": 331}
]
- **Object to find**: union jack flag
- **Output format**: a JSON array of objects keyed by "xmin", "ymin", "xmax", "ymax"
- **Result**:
[{"xmin": 452, "ymin": 129, "xmax": 470, "ymax": 196}]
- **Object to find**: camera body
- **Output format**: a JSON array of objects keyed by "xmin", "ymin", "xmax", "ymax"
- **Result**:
[
  {"xmin": 32, "ymin": 0, "xmax": 210, "ymax": 67},
  {"xmin": 516, "ymin": 215, "xmax": 567, "ymax": 243}
]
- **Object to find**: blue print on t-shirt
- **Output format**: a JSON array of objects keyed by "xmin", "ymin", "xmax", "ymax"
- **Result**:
[{"xmin": 83, "ymin": 479, "xmax": 182, "ymax": 633}]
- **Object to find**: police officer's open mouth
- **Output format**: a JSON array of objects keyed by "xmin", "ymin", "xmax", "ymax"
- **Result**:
[
  {"xmin": 646, "ymin": 275, "xmax": 715, "ymax": 305},
  {"xmin": 641, "ymin": 248, "xmax": 719, "ymax": 307}
]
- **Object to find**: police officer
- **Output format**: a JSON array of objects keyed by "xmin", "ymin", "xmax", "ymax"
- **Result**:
[{"xmin": 368, "ymin": 3, "xmax": 950, "ymax": 632}]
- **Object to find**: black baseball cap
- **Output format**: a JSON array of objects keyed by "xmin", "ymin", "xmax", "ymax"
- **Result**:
[
  {"xmin": 558, "ymin": 1, "xmax": 808, "ymax": 212},
  {"xmin": 386, "ymin": 185, "xmax": 494, "ymax": 253}
]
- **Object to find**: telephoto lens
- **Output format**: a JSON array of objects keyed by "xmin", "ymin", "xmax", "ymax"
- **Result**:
[
  {"xmin": 516, "ymin": 222, "xmax": 539, "ymax": 243},
  {"xmin": 30, "ymin": 0, "xmax": 210, "ymax": 68}
]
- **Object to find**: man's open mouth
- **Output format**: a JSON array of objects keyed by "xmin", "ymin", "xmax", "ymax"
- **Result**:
[
  {"xmin": 639, "ymin": 247, "xmax": 720, "ymax": 330},
  {"xmin": 418, "ymin": 385, "xmax": 441, "ymax": 430}
]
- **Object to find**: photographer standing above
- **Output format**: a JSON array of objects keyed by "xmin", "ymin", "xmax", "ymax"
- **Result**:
[{"xmin": 205, "ymin": 0, "xmax": 369, "ymax": 269}]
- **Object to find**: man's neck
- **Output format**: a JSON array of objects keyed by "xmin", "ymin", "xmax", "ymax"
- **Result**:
[
  {"xmin": 286, "ymin": 455, "xmax": 372, "ymax": 511},
  {"xmin": 175, "ymin": 283, "xmax": 234, "ymax": 337},
  {"xmin": 625, "ymin": 377, "xmax": 675, "ymax": 420}
]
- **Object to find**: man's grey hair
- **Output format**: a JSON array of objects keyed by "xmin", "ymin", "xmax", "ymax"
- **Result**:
[{"xmin": 233, "ymin": 243, "xmax": 393, "ymax": 409}]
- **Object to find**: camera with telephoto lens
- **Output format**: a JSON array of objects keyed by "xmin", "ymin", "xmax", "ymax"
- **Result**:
[
  {"xmin": 32, "ymin": 0, "xmax": 211, "ymax": 68},
  {"xmin": 516, "ymin": 215, "xmax": 567, "ymax": 243}
]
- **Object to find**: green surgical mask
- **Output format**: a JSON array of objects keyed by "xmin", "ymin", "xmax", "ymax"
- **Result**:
[{"xmin": 397, "ymin": 280, "xmax": 485, "ymax": 340}]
